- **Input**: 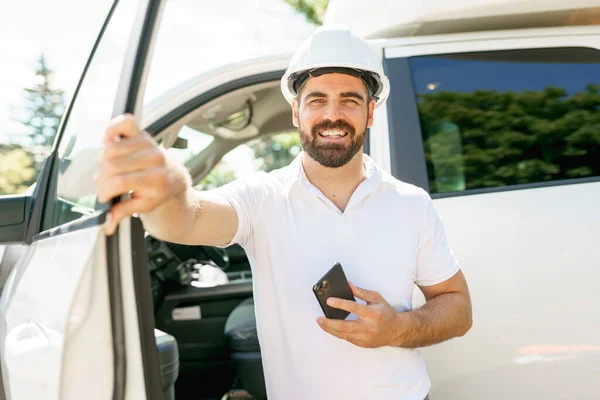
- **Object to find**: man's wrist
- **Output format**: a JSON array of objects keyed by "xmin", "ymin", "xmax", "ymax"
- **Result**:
[{"xmin": 389, "ymin": 311, "xmax": 410, "ymax": 347}]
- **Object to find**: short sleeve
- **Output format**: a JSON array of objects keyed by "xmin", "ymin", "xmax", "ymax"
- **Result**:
[
  {"xmin": 211, "ymin": 172, "xmax": 266, "ymax": 248},
  {"xmin": 415, "ymin": 192, "xmax": 460, "ymax": 286}
]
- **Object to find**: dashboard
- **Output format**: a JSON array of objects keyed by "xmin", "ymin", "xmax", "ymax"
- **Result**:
[{"xmin": 144, "ymin": 235, "xmax": 252, "ymax": 307}]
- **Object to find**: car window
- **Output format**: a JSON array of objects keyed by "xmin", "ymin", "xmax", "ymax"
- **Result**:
[
  {"xmin": 42, "ymin": 0, "xmax": 140, "ymax": 229},
  {"xmin": 198, "ymin": 131, "xmax": 301, "ymax": 190},
  {"xmin": 407, "ymin": 47, "xmax": 600, "ymax": 195},
  {"xmin": 166, "ymin": 125, "xmax": 215, "ymax": 166}
]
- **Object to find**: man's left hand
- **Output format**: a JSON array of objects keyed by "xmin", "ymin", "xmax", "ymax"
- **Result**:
[{"xmin": 317, "ymin": 281, "xmax": 401, "ymax": 348}]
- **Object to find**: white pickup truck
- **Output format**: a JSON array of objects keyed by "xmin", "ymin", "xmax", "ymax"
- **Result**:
[{"xmin": 0, "ymin": 0, "xmax": 598, "ymax": 399}]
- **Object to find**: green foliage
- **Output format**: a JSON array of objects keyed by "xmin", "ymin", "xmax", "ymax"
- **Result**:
[
  {"xmin": 285, "ymin": 0, "xmax": 329, "ymax": 25},
  {"xmin": 199, "ymin": 163, "xmax": 237, "ymax": 190},
  {"xmin": 249, "ymin": 131, "xmax": 301, "ymax": 173},
  {"xmin": 0, "ymin": 54, "xmax": 66, "ymax": 195},
  {"xmin": 419, "ymin": 84, "xmax": 600, "ymax": 193},
  {"xmin": 17, "ymin": 54, "xmax": 65, "ymax": 148},
  {"xmin": 0, "ymin": 147, "xmax": 37, "ymax": 195}
]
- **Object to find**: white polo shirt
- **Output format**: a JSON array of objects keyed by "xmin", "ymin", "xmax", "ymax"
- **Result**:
[{"xmin": 214, "ymin": 153, "xmax": 460, "ymax": 400}]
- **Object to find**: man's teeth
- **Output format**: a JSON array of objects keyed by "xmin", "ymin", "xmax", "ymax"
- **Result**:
[{"xmin": 320, "ymin": 130, "xmax": 347, "ymax": 138}]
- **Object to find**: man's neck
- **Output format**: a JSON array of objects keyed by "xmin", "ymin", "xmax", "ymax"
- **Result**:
[{"xmin": 301, "ymin": 151, "xmax": 367, "ymax": 212}]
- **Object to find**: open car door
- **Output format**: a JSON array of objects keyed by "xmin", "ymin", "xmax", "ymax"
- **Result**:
[{"xmin": 0, "ymin": 0, "xmax": 166, "ymax": 399}]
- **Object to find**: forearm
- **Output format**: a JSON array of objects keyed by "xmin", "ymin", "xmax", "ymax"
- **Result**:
[
  {"xmin": 139, "ymin": 156, "xmax": 239, "ymax": 247},
  {"xmin": 390, "ymin": 292, "xmax": 472, "ymax": 348},
  {"xmin": 139, "ymin": 160, "xmax": 198, "ymax": 243},
  {"xmin": 140, "ymin": 188, "xmax": 198, "ymax": 242}
]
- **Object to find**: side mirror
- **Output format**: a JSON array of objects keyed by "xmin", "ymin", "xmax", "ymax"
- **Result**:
[
  {"xmin": 0, "ymin": 195, "xmax": 30, "ymax": 243},
  {"xmin": 0, "ymin": 152, "xmax": 55, "ymax": 244}
]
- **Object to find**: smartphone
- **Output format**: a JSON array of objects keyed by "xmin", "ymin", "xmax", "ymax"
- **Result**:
[{"xmin": 312, "ymin": 262, "xmax": 355, "ymax": 320}]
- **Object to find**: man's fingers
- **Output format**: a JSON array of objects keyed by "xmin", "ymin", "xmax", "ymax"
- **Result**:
[
  {"xmin": 103, "ymin": 136, "xmax": 154, "ymax": 161},
  {"xmin": 100, "ymin": 147, "xmax": 166, "ymax": 178},
  {"xmin": 96, "ymin": 168, "xmax": 167, "ymax": 204},
  {"xmin": 103, "ymin": 198, "xmax": 152, "ymax": 236},
  {"xmin": 316, "ymin": 318, "xmax": 370, "ymax": 345},
  {"xmin": 326, "ymin": 297, "xmax": 370, "ymax": 318},
  {"xmin": 317, "ymin": 317, "xmax": 359, "ymax": 333},
  {"xmin": 349, "ymin": 281, "xmax": 382, "ymax": 303},
  {"xmin": 319, "ymin": 325, "xmax": 351, "ymax": 341},
  {"xmin": 104, "ymin": 114, "xmax": 141, "ymax": 143}
]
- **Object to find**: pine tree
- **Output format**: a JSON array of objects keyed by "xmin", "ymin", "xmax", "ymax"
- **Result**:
[{"xmin": 18, "ymin": 54, "xmax": 65, "ymax": 148}]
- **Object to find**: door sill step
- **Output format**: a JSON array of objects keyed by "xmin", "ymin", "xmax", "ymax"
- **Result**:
[{"xmin": 222, "ymin": 389, "xmax": 256, "ymax": 400}]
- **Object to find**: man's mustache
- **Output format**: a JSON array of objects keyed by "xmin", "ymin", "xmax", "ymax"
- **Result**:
[{"xmin": 311, "ymin": 119, "xmax": 355, "ymax": 136}]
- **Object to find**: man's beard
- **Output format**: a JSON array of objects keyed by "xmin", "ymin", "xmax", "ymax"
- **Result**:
[{"xmin": 299, "ymin": 119, "xmax": 367, "ymax": 168}]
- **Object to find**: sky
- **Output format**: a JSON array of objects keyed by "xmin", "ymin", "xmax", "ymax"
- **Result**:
[
  {"xmin": 0, "ymin": 0, "xmax": 113, "ymax": 142},
  {"xmin": 409, "ymin": 56, "xmax": 599, "ymax": 96},
  {"xmin": 0, "ymin": 0, "xmax": 315, "ymax": 144}
]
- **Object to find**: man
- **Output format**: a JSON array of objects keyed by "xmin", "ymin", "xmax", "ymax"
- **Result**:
[{"xmin": 96, "ymin": 26, "xmax": 472, "ymax": 400}]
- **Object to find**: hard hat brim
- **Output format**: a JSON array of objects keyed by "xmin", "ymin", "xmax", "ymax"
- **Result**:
[{"xmin": 281, "ymin": 65, "xmax": 390, "ymax": 109}]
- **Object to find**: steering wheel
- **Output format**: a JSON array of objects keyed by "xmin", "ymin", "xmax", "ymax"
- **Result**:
[{"xmin": 202, "ymin": 246, "xmax": 230, "ymax": 270}]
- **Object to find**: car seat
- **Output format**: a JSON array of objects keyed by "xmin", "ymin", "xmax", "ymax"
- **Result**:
[
  {"xmin": 155, "ymin": 329, "xmax": 180, "ymax": 400},
  {"xmin": 224, "ymin": 297, "xmax": 266, "ymax": 400}
]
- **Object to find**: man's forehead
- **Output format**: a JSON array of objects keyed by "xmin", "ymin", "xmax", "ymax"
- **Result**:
[{"xmin": 301, "ymin": 73, "xmax": 368, "ymax": 95}]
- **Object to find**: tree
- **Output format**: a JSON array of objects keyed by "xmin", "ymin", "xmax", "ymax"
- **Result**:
[
  {"xmin": 198, "ymin": 163, "xmax": 237, "ymax": 190},
  {"xmin": 417, "ymin": 84, "xmax": 600, "ymax": 193},
  {"xmin": 0, "ymin": 146, "xmax": 36, "ymax": 195},
  {"xmin": 284, "ymin": 0, "xmax": 329, "ymax": 25},
  {"xmin": 249, "ymin": 132, "xmax": 302, "ymax": 173},
  {"xmin": 16, "ymin": 54, "xmax": 65, "ymax": 149},
  {"xmin": 0, "ymin": 54, "xmax": 65, "ymax": 195}
]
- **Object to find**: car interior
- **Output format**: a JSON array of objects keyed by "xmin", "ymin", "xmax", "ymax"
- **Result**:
[{"xmin": 148, "ymin": 79, "xmax": 296, "ymax": 400}]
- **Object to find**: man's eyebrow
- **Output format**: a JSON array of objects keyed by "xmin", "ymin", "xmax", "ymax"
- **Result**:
[
  {"xmin": 303, "ymin": 91, "xmax": 328, "ymax": 100},
  {"xmin": 303, "ymin": 91, "xmax": 366, "ymax": 102},
  {"xmin": 340, "ymin": 92, "xmax": 365, "ymax": 102}
]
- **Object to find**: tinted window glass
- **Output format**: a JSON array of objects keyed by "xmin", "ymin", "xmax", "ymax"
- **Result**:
[
  {"xmin": 408, "ymin": 47, "xmax": 600, "ymax": 194},
  {"xmin": 43, "ymin": 0, "xmax": 140, "ymax": 229}
]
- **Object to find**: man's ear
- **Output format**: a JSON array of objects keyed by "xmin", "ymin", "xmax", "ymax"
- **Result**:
[
  {"xmin": 367, "ymin": 99, "xmax": 376, "ymax": 128},
  {"xmin": 292, "ymin": 98, "xmax": 299, "ymax": 128}
]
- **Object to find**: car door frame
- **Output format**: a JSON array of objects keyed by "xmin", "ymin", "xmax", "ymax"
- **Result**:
[
  {"xmin": 92, "ymin": 0, "xmax": 168, "ymax": 398},
  {"xmin": 107, "ymin": 0, "xmax": 167, "ymax": 398}
]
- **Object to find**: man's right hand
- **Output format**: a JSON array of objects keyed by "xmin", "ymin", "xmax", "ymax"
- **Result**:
[
  {"xmin": 95, "ymin": 114, "xmax": 190, "ymax": 236},
  {"xmin": 95, "ymin": 114, "xmax": 239, "ymax": 247}
]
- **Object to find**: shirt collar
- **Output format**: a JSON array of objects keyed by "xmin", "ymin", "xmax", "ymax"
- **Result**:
[{"xmin": 286, "ymin": 151, "xmax": 383, "ymax": 196}]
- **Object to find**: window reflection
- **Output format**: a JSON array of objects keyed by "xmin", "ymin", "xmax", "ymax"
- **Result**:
[{"xmin": 409, "ymin": 47, "xmax": 600, "ymax": 194}]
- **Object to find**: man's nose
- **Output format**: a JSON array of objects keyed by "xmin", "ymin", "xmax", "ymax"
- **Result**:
[{"xmin": 322, "ymin": 101, "xmax": 345, "ymax": 121}]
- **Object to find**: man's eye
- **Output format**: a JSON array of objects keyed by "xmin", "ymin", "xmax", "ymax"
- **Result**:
[
  {"xmin": 310, "ymin": 99, "xmax": 325, "ymax": 104},
  {"xmin": 343, "ymin": 99, "xmax": 359, "ymax": 104}
]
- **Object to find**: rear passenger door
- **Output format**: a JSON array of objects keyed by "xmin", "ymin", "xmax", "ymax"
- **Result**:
[{"xmin": 383, "ymin": 33, "xmax": 600, "ymax": 400}]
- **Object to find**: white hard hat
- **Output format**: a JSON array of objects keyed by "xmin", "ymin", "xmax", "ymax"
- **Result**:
[{"xmin": 281, "ymin": 25, "xmax": 390, "ymax": 108}]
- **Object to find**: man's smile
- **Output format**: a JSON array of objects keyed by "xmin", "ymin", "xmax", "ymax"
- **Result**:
[{"xmin": 317, "ymin": 129, "xmax": 349, "ymax": 141}]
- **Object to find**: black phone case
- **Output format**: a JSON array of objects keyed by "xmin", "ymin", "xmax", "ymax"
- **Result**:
[{"xmin": 312, "ymin": 262, "xmax": 355, "ymax": 320}]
